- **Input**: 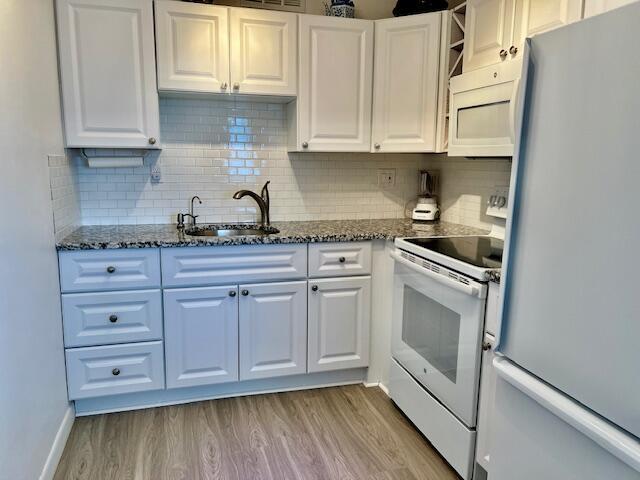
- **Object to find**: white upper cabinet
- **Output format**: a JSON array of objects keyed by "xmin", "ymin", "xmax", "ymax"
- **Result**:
[
  {"xmin": 56, "ymin": 0, "xmax": 160, "ymax": 148},
  {"xmin": 230, "ymin": 8, "xmax": 297, "ymax": 96},
  {"xmin": 464, "ymin": 0, "xmax": 515, "ymax": 73},
  {"xmin": 239, "ymin": 281, "xmax": 307, "ymax": 381},
  {"xmin": 292, "ymin": 15, "xmax": 374, "ymax": 152},
  {"xmin": 154, "ymin": 0, "xmax": 230, "ymax": 94},
  {"xmin": 584, "ymin": 0, "xmax": 638, "ymax": 16},
  {"xmin": 513, "ymin": 0, "xmax": 583, "ymax": 50},
  {"xmin": 464, "ymin": 0, "xmax": 583, "ymax": 72},
  {"xmin": 307, "ymin": 276, "xmax": 371, "ymax": 373},
  {"xmin": 371, "ymin": 13, "xmax": 442, "ymax": 153}
]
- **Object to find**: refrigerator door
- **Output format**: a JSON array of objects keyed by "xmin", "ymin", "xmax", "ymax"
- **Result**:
[
  {"xmin": 490, "ymin": 358, "xmax": 640, "ymax": 480},
  {"xmin": 498, "ymin": 3, "xmax": 640, "ymax": 438}
]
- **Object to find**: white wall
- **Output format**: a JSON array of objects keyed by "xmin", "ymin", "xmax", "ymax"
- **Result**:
[
  {"xmin": 215, "ymin": 0, "xmax": 398, "ymax": 19},
  {"xmin": 0, "ymin": 1, "xmax": 74, "ymax": 479}
]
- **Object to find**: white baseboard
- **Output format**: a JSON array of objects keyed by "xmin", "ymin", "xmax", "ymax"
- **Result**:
[
  {"xmin": 363, "ymin": 381, "xmax": 390, "ymax": 397},
  {"xmin": 39, "ymin": 405, "xmax": 75, "ymax": 480}
]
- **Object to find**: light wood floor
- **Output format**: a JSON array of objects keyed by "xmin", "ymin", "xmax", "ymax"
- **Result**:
[{"xmin": 55, "ymin": 385, "xmax": 459, "ymax": 480}]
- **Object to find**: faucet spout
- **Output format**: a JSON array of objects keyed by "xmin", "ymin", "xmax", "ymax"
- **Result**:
[{"xmin": 233, "ymin": 182, "xmax": 271, "ymax": 227}]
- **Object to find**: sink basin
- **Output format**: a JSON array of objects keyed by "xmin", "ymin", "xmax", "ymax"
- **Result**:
[{"xmin": 185, "ymin": 225, "xmax": 279, "ymax": 237}]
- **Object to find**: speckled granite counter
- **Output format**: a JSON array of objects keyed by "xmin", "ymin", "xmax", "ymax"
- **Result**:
[
  {"xmin": 487, "ymin": 269, "xmax": 501, "ymax": 284},
  {"xmin": 56, "ymin": 219, "xmax": 488, "ymax": 251}
]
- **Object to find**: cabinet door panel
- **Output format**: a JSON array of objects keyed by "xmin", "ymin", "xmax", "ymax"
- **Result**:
[
  {"xmin": 164, "ymin": 286, "xmax": 238, "ymax": 388},
  {"xmin": 584, "ymin": 0, "xmax": 637, "ymax": 17},
  {"xmin": 464, "ymin": 0, "xmax": 514, "ymax": 72},
  {"xmin": 308, "ymin": 276, "xmax": 370, "ymax": 373},
  {"xmin": 372, "ymin": 14, "xmax": 441, "ymax": 153},
  {"xmin": 230, "ymin": 8, "xmax": 297, "ymax": 96},
  {"xmin": 239, "ymin": 281, "xmax": 307, "ymax": 380},
  {"xmin": 155, "ymin": 0, "xmax": 229, "ymax": 93},
  {"xmin": 56, "ymin": 0, "xmax": 159, "ymax": 148},
  {"xmin": 513, "ymin": 0, "xmax": 582, "ymax": 53},
  {"xmin": 298, "ymin": 15, "xmax": 374, "ymax": 152}
]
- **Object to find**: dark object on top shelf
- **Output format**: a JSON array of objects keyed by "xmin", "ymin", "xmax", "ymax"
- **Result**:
[{"xmin": 393, "ymin": 0, "xmax": 448, "ymax": 16}]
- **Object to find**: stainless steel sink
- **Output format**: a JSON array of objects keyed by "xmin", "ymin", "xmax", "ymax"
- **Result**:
[{"xmin": 185, "ymin": 225, "xmax": 279, "ymax": 237}]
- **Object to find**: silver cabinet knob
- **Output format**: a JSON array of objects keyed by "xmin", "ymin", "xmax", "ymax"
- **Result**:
[
  {"xmin": 221, "ymin": 82, "xmax": 228, "ymax": 90},
  {"xmin": 311, "ymin": 285, "xmax": 319, "ymax": 292},
  {"xmin": 106, "ymin": 266, "xmax": 116, "ymax": 274},
  {"xmin": 229, "ymin": 290, "xmax": 237, "ymax": 297},
  {"xmin": 233, "ymin": 83, "xmax": 240, "ymax": 90},
  {"xmin": 241, "ymin": 290, "xmax": 249, "ymax": 296},
  {"xmin": 302, "ymin": 142, "xmax": 309, "ymax": 149},
  {"xmin": 339, "ymin": 257, "xmax": 346, "ymax": 263},
  {"xmin": 112, "ymin": 368, "xmax": 120, "ymax": 376},
  {"xmin": 374, "ymin": 143, "xmax": 381, "ymax": 150},
  {"xmin": 509, "ymin": 45, "xmax": 518, "ymax": 55},
  {"xmin": 109, "ymin": 315, "xmax": 118, "ymax": 323},
  {"xmin": 148, "ymin": 137, "xmax": 157, "ymax": 145},
  {"xmin": 499, "ymin": 49, "xmax": 507, "ymax": 59}
]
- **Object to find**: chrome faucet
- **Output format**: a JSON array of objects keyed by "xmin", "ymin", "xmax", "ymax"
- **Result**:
[
  {"xmin": 177, "ymin": 195, "xmax": 202, "ymax": 230},
  {"xmin": 233, "ymin": 181, "xmax": 271, "ymax": 227}
]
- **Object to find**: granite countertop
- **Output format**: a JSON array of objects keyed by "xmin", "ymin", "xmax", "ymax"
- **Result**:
[
  {"xmin": 56, "ymin": 219, "xmax": 489, "ymax": 251},
  {"xmin": 487, "ymin": 269, "xmax": 501, "ymax": 284}
]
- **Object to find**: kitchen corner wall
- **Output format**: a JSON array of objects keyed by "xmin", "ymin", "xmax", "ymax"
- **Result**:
[
  {"xmin": 48, "ymin": 152, "xmax": 80, "ymax": 241},
  {"xmin": 64, "ymin": 97, "xmax": 422, "ymax": 225},
  {"xmin": 422, "ymin": 154, "xmax": 512, "ymax": 230}
]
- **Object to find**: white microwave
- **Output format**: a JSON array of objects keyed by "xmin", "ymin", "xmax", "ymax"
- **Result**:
[{"xmin": 448, "ymin": 60, "xmax": 525, "ymax": 157}]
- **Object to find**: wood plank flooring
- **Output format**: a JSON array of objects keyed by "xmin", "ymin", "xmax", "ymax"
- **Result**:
[{"xmin": 54, "ymin": 385, "xmax": 459, "ymax": 480}]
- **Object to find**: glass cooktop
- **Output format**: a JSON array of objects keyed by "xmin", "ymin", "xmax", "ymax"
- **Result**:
[{"xmin": 405, "ymin": 236, "xmax": 503, "ymax": 269}]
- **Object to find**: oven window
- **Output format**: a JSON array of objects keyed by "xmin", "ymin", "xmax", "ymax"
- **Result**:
[
  {"xmin": 457, "ymin": 101, "xmax": 510, "ymax": 139},
  {"xmin": 402, "ymin": 285, "xmax": 461, "ymax": 384}
]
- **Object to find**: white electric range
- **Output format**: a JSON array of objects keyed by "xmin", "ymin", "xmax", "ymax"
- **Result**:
[{"xmin": 389, "ymin": 193, "xmax": 507, "ymax": 480}]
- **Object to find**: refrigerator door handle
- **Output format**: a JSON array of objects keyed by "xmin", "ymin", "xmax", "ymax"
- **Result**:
[{"xmin": 493, "ymin": 357, "xmax": 640, "ymax": 473}]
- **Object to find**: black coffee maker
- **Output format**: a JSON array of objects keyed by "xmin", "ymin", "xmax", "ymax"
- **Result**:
[{"xmin": 393, "ymin": 0, "xmax": 448, "ymax": 16}]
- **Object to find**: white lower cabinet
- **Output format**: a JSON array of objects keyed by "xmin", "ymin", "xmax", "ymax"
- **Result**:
[
  {"xmin": 475, "ymin": 333, "xmax": 497, "ymax": 477},
  {"xmin": 239, "ymin": 281, "xmax": 307, "ymax": 380},
  {"xmin": 164, "ymin": 286, "xmax": 239, "ymax": 389},
  {"xmin": 307, "ymin": 276, "xmax": 371, "ymax": 373}
]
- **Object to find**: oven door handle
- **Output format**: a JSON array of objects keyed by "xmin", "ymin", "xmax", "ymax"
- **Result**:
[{"xmin": 391, "ymin": 251, "xmax": 483, "ymax": 298}]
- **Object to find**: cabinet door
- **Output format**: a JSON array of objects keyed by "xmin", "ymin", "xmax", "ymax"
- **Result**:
[
  {"xmin": 475, "ymin": 334, "xmax": 497, "ymax": 475},
  {"xmin": 56, "ymin": 0, "xmax": 160, "ymax": 148},
  {"xmin": 584, "ymin": 0, "xmax": 637, "ymax": 17},
  {"xmin": 298, "ymin": 15, "xmax": 374, "ymax": 152},
  {"xmin": 371, "ymin": 14, "xmax": 441, "ymax": 153},
  {"xmin": 154, "ymin": 0, "xmax": 229, "ymax": 93},
  {"xmin": 512, "ymin": 0, "xmax": 583, "ymax": 55},
  {"xmin": 308, "ymin": 276, "xmax": 371, "ymax": 373},
  {"xmin": 164, "ymin": 286, "xmax": 238, "ymax": 388},
  {"xmin": 239, "ymin": 281, "xmax": 307, "ymax": 380},
  {"xmin": 230, "ymin": 8, "xmax": 297, "ymax": 96},
  {"xmin": 464, "ymin": 0, "xmax": 514, "ymax": 73}
]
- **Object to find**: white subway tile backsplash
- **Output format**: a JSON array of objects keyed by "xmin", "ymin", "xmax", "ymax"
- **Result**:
[
  {"xmin": 48, "ymin": 153, "xmax": 80, "ymax": 241},
  {"xmin": 68, "ymin": 97, "xmax": 423, "ymax": 225}
]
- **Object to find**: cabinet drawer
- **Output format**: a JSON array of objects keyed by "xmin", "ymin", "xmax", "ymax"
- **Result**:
[
  {"xmin": 308, "ymin": 242, "xmax": 372, "ymax": 278},
  {"xmin": 161, "ymin": 244, "xmax": 307, "ymax": 287},
  {"xmin": 62, "ymin": 290, "xmax": 163, "ymax": 347},
  {"xmin": 66, "ymin": 341, "xmax": 165, "ymax": 400},
  {"xmin": 59, "ymin": 249, "xmax": 161, "ymax": 293}
]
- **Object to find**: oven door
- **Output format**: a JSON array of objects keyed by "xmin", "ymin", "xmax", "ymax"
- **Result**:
[
  {"xmin": 391, "ymin": 250, "xmax": 487, "ymax": 427},
  {"xmin": 448, "ymin": 59, "xmax": 524, "ymax": 158}
]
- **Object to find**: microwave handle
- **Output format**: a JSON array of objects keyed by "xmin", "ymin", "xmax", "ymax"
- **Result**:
[{"xmin": 390, "ymin": 251, "xmax": 483, "ymax": 298}]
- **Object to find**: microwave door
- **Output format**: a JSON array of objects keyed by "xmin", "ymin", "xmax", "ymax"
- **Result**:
[{"xmin": 391, "ymin": 257, "xmax": 486, "ymax": 426}]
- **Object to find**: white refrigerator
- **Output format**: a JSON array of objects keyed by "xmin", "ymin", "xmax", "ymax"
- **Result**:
[{"xmin": 491, "ymin": 3, "xmax": 640, "ymax": 479}]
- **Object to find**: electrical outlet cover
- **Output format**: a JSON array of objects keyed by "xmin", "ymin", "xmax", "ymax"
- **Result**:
[{"xmin": 377, "ymin": 169, "xmax": 396, "ymax": 188}]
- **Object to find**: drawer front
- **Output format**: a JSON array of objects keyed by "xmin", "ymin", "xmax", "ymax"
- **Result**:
[
  {"xmin": 62, "ymin": 290, "xmax": 163, "ymax": 347},
  {"xmin": 308, "ymin": 242, "xmax": 372, "ymax": 278},
  {"xmin": 66, "ymin": 341, "xmax": 165, "ymax": 400},
  {"xmin": 161, "ymin": 244, "xmax": 308, "ymax": 287},
  {"xmin": 59, "ymin": 249, "xmax": 161, "ymax": 293}
]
